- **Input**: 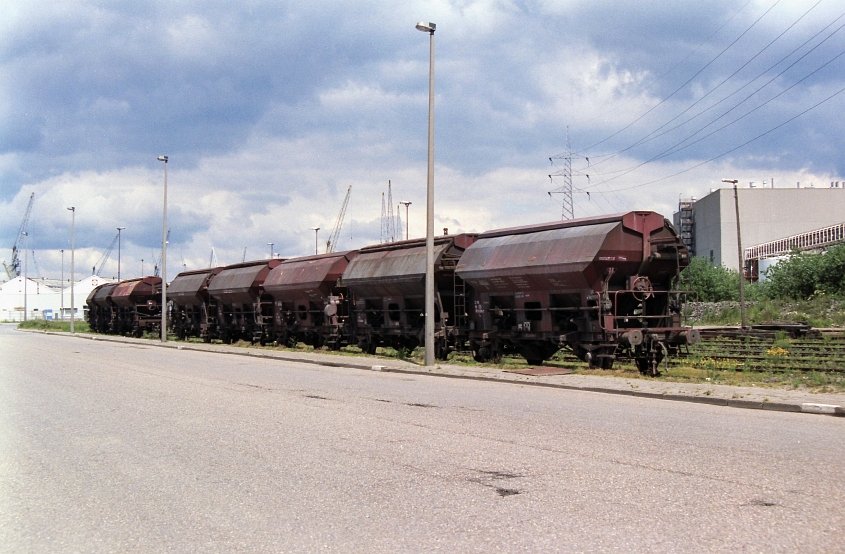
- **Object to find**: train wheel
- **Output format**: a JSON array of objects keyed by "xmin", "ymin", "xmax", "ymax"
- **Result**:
[
  {"xmin": 360, "ymin": 340, "xmax": 377, "ymax": 355},
  {"xmin": 471, "ymin": 342, "xmax": 490, "ymax": 363},
  {"xmin": 636, "ymin": 352, "xmax": 663, "ymax": 376}
]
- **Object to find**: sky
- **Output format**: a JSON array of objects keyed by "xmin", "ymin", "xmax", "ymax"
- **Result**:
[{"xmin": 2, "ymin": 0, "xmax": 844, "ymax": 282}]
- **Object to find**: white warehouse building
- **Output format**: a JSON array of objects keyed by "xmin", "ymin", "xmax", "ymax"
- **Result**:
[
  {"xmin": 0, "ymin": 275, "xmax": 112, "ymax": 322},
  {"xmin": 674, "ymin": 184, "xmax": 845, "ymax": 272}
]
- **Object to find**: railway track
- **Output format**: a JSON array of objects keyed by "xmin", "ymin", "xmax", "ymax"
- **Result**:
[{"xmin": 673, "ymin": 327, "xmax": 845, "ymax": 373}]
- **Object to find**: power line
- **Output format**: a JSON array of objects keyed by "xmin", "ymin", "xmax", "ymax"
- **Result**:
[
  {"xmin": 587, "ymin": 0, "xmax": 824, "ymax": 168},
  {"xmin": 577, "ymin": 0, "xmax": 783, "ymax": 154},
  {"xmin": 572, "ymin": 3, "xmax": 845, "ymax": 190},
  {"xmin": 595, "ymin": 83, "xmax": 845, "ymax": 193},
  {"xmin": 582, "ymin": 33, "xmax": 845, "ymax": 189}
]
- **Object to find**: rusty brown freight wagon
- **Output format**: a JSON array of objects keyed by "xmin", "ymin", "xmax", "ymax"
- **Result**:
[
  {"xmin": 109, "ymin": 276, "xmax": 162, "ymax": 337},
  {"xmin": 263, "ymin": 251, "xmax": 356, "ymax": 348},
  {"xmin": 206, "ymin": 259, "xmax": 283, "ymax": 344},
  {"xmin": 168, "ymin": 267, "xmax": 224, "ymax": 341},
  {"xmin": 456, "ymin": 211, "xmax": 697, "ymax": 374},
  {"xmin": 340, "ymin": 234, "xmax": 477, "ymax": 357},
  {"xmin": 86, "ymin": 282, "xmax": 118, "ymax": 333}
]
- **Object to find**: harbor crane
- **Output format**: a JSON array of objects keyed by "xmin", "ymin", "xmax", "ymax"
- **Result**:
[
  {"xmin": 4, "ymin": 192, "xmax": 35, "ymax": 279},
  {"xmin": 93, "ymin": 231, "xmax": 120, "ymax": 276},
  {"xmin": 325, "ymin": 185, "xmax": 351, "ymax": 253}
]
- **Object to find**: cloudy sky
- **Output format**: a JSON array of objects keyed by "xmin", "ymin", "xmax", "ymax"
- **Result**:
[{"xmin": 2, "ymin": 0, "xmax": 843, "ymax": 282}]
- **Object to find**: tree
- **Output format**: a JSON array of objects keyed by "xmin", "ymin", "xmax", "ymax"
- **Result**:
[
  {"xmin": 678, "ymin": 257, "xmax": 740, "ymax": 302},
  {"xmin": 817, "ymin": 244, "xmax": 845, "ymax": 296}
]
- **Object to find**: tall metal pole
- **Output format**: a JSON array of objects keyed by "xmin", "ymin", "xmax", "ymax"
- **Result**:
[
  {"xmin": 416, "ymin": 21, "xmax": 436, "ymax": 366},
  {"xmin": 22, "ymin": 232, "xmax": 28, "ymax": 322},
  {"xmin": 67, "ymin": 207, "xmax": 75, "ymax": 333},
  {"xmin": 117, "ymin": 227, "xmax": 125, "ymax": 280},
  {"xmin": 158, "ymin": 155, "xmax": 168, "ymax": 342},
  {"xmin": 312, "ymin": 227, "xmax": 320, "ymax": 255},
  {"xmin": 722, "ymin": 178, "xmax": 748, "ymax": 330},
  {"xmin": 61, "ymin": 249, "xmax": 65, "ymax": 319},
  {"xmin": 400, "ymin": 201, "xmax": 412, "ymax": 240},
  {"xmin": 268, "ymin": 242, "xmax": 274, "ymax": 259}
]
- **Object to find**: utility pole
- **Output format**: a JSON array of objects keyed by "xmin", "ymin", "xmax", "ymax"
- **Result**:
[{"xmin": 722, "ymin": 178, "xmax": 748, "ymax": 330}]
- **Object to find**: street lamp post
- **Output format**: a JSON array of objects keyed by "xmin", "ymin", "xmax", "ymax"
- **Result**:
[
  {"xmin": 157, "ymin": 155, "xmax": 168, "ymax": 342},
  {"xmin": 61, "ymin": 249, "xmax": 65, "ymax": 319},
  {"xmin": 117, "ymin": 227, "xmax": 125, "ymax": 280},
  {"xmin": 416, "ymin": 20, "xmax": 436, "ymax": 366},
  {"xmin": 22, "ymin": 232, "xmax": 28, "ymax": 322},
  {"xmin": 400, "ymin": 201, "xmax": 412, "ymax": 240},
  {"xmin": 268, "ymin": 242, "xmax": 274, "ymax": 259},
  {"xmin": 311, "ymin": 227, "xmax": 320, "ymax": 255},
  {"xmin": 722, "ymin": 178, "xmax": 748, "ymax": 330},
  {"xmin": 67, "ymin": 206, "xmax": 76, "ymax": 333}
]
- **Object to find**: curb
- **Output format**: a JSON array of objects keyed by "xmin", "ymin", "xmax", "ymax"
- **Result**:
[
  {"xmin": 380, "ymin": 367, "xmax": 841, "ymax": 416},
  {"xmin": 35, "ymin": 329, "xmax": 845, "ymax": 417}
]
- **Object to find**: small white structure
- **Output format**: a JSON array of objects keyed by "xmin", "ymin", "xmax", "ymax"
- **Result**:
[{"xmin": 0, "ymin": 274, "xmax": 114, "ymax": 322}]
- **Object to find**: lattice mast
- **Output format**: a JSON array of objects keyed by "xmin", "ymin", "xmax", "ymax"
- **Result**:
[
  {"xmin": 548, "ymin": 132, "xmax": 575, "ymax": 220},
  {"xmin": 380, "ymin": 180, "xmax": 397, "ymax": 243}
]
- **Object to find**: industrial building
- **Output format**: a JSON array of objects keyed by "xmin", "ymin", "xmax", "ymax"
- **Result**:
[
  {"xmin": 673, "ymin": 183, "xmax": 845, "ymax": 274},
  {"xmin": 0, "ymin": 275, "xmax": 110, "ymax": 322}
]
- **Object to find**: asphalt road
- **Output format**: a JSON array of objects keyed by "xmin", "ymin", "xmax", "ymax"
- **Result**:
[{"xmin": 1, "ymin": 325, "xmax": 843, "ymax": 552}]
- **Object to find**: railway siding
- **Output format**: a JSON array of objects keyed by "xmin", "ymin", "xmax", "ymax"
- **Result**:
[{"xmin": 678, "ymin": 329, "xmax": 845, "ymax": 373}]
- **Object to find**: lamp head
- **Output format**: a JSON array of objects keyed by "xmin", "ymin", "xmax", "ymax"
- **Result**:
[
  {"xmin": 415, "ymin": 21, "xmax": 435, "ymax": 33},
  {"xmin": 157, "ymin": 155, "xmax": 168, "ymax": 163}
]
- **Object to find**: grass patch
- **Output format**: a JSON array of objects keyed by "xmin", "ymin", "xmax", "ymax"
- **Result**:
[{"xmin": 18, "ymin": 319, "xmax": 90, "ymax": 333}]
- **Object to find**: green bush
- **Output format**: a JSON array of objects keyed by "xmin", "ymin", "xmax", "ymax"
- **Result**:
[
  {"xmin": 763, "ymin": 244, "xmax": 845, "ymax": 300},
  {"xmin": 678, "ymin": 257, "xmax": 740, "ymax": 302}
]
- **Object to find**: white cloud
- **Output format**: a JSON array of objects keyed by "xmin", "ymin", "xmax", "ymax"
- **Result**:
[{"xmin": 2, "ymin": 0, "xmax": 843, "ymax": 282}]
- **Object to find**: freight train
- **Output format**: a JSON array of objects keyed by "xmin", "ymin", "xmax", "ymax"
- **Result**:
[{"xmin": 86, "ymin": 211, "xmax": 698, "ymax": 375}]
